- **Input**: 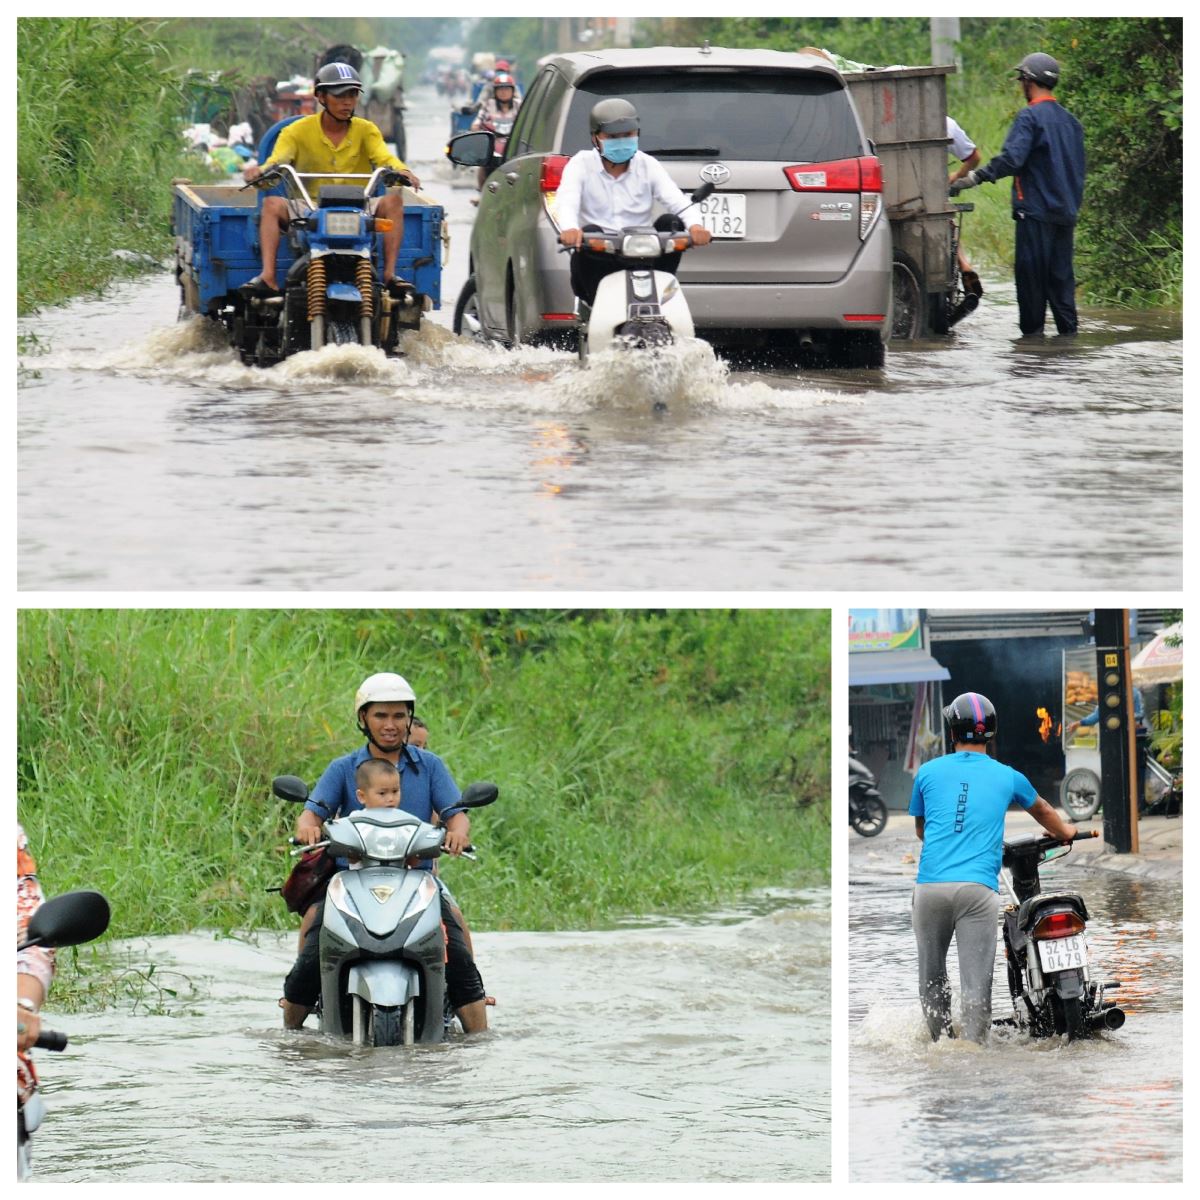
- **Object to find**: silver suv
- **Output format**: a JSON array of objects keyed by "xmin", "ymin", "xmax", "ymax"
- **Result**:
[{"xmin": 450, "ymin": 45, "xmax": 892, "ymax": 366}]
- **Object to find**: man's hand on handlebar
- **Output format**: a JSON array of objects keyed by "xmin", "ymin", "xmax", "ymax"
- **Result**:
[
  {"xmin": 688, "ymin": 224, "xmax": 713, "ymax": 247},
  {"xmin": 387, "ymin": 168, "xmax": 421, "ymax": 191},
  {"xmin": 559, "ymin": 228, "xmax": 583, "ymax": 249}
]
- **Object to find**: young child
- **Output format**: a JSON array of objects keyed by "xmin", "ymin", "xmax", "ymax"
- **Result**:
[{"xmin": 355, "ymin": 756, "xmax": 401, "ymax": 811}]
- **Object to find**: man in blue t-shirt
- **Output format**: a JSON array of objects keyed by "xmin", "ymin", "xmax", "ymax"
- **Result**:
[
  {"xmin": 281, "ymin": 671, "xmax": 489, "ymax": 1033},
  {"xmin": 909, "ymin": 692, "xmax": 1077, "ymax": 1042}
]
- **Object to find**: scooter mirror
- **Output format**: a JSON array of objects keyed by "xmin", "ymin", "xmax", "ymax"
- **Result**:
[
  {"xmin": 21, "ymin": 890, "xmax": 111, "ymax": 951},
  {"xmin": 458, "ymin": 781, "xmax": 499, "ymax": 809},
  {"xmin": 272, "ymin": 774, "xmax": 311, "ymax": 804},
  {"xmin": 446, "ymin": 131, "xmax": 495, "ymax": 167},
  {"xmin": 690, "ymin": 181, "xmax": 716, "ymax": 203}
]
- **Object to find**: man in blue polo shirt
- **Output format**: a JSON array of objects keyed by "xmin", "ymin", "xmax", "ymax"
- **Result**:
[
  {"xmin": 910, "ymin": 692, "xmax": 1077, "ymax": 1042},
  {"xmin": 281, "ymin": 671, "xmax": 489, "ymax": 1033}
]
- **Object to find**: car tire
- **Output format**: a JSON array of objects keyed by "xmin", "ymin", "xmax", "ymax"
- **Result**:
[
  {"xmin": 505, "ymin": 269, "xmax": 524, "ymax": 348},
  {"xmin": 453, "ymin": 275, "xmax": 486, "ymax": 342}
]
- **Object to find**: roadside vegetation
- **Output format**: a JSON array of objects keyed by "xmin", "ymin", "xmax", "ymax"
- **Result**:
[{"xmin": 18, "ymin": 608, "xmax": 830, "ymax": 950}]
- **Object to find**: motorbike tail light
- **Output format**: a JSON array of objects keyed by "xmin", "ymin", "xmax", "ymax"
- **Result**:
[
  {"xmin": 1032, "ymin": 910, "xmax": 1086, "ymax": 939},
  {"xmin": 540, "ymin": 154, "xmax": 570, "ymax": 193}
]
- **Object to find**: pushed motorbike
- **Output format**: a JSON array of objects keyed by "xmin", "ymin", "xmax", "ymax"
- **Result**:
[
  {"xmin": 997, "ymin": 830, "xmax": 1125, "ymax": 1041},
  {"xmin": 239, "ymin": 164, "xmax": 420, "ymax": 363},
  {"xmin": 273, "ymin": 775, "xmax": 497, "ymax": 1046},
  {"xmin": 849, "ymin": 756, "xmax": 888, "ymax": 837},
  {"xmin": 567, "ymin": 182, "xmax": 716, "ymax": 366},
  {"xmin": 18, "ymin": 890, "xmax": 112, "ymax": 1180}
]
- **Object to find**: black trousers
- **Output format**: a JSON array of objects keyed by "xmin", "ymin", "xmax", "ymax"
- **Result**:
[
  {"xmin": 570, "ymin": 214, "xmax": 686, "ymax": 307},
  {"xmin": 1014, "ymin": 214, "xmax": 1078, "ymax": 336}
]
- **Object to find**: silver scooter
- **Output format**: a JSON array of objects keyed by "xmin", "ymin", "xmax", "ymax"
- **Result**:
[{"xmin": 273, "ymin": 776, "xmax": 497, "ymax": 1046}]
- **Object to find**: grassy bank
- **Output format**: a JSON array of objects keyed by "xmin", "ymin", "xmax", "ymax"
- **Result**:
[
  {"xmin": 18, "ymin": 609, "xmax": 830, "ymax": 943},
  {"xmin": 17, "ymin": 18, "xmax": 213, "ymax": 314}
]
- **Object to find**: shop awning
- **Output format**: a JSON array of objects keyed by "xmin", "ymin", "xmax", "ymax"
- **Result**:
[{"xmin": 850, "ymin": 649, "xmax": 951, "ymax": 686}]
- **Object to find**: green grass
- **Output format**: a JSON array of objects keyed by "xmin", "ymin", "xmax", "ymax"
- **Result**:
[{"xmin": 19, "ymin": 609, "xmax": 830, "ymax": 946}]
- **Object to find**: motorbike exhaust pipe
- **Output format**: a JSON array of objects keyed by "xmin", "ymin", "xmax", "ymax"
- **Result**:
[{"xmin": 1088, "ymin": 1005, "xmax": 1126, "ymax": 1032}]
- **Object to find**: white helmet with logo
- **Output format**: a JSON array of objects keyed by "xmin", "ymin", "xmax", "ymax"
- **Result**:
[{"xmin": 354, "ymin": 672, "xmax": 416, "ymax": 720}]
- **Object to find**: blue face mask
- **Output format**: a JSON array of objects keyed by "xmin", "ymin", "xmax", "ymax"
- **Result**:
[{"xmin": 600, "ymin": 136, "xmax": 638, "ymax": 164}]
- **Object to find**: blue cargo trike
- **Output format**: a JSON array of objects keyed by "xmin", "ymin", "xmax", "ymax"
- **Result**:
[{"xmin": 172, "ymin": 117, "xmax": 443, "ymax": 367}]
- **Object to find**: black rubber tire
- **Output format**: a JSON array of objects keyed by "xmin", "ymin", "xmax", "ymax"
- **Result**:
[
  {"xmin": 1061, "ymin": 767, "xmax": 1102, "ymax": 821},
  {"xmin": 1051, "ymin": 991, "xmax": 1087, "ymax": 1041},
  {"xmin": 369, "ymin": 1004, "xmax": 403, "ymax": 1047},
  {"xmin": 890, "ymin": 251, "xmax": 925, "ymax": 340},
  {"xmin": 328, "ymin": 318, "xmax": 358, "ymax": 346},
  {"xmin": 453, "ymin": 275, "xmax": 485, "ymax": 340},
  {"xmin": 505, "ymin": 269, "xmax": 523, "ymax": 347},
  {"xmin": 850, "ymin": 795, "xmax": 888, "ymax": 837}
]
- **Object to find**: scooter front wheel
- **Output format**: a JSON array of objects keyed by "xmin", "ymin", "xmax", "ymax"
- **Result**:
[{"xmin": 368, "ymin": 1004, "xmax": 404, "ymax": 1047}]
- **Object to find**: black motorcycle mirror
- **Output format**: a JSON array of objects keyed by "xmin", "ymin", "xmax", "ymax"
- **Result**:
[
  {"xmin": 272, "ymin": 774, "xmax": 311, "ymax": 804},
  {"xmin": 19, "ymin": 890, "xmax": 111, "ymax": 952},
  {"xmin": 457, "ymin": 781, "xmax": 499, "ymax": 809},
  {"xmin": 690, "ymin": 181, "xmax": 716, "ymax": 203},
  {"xmin": 446, "ymin": 131, "xmax": 495, "ymax": 168}
]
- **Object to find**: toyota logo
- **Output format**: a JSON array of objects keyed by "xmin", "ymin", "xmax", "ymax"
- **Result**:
[{"xmin": 700, "ymin": 162, "xmax": 731, "ymax": 185}]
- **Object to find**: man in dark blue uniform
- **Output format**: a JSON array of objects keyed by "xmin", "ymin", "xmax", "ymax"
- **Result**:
[{"xmin": 951, "ymin": 53, "xmax": 1085, "ymax": 337}]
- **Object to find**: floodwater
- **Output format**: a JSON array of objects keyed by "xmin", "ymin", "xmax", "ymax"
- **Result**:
[
  {"xmin": 28, "ymin": 891, "xmax": 828, "ymax": 1182},
  {"xmin": 17, "ymin": 88, "xmax": 1181, "ymax": 591},
  {"xmin": 848, "ymin": 836, "xmax": 1182, "ymax": 1182}
]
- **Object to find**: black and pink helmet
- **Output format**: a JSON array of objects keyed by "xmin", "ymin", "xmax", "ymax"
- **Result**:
[{"xmin": 943, "ymin": 692, "xmax": 997, "ymax": 743}]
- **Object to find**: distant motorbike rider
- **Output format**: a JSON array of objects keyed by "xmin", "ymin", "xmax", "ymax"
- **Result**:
[
  {"xmin": 556, "ymin": 98, "xmax": 713, "ymax": 308},
  {"xmin": 909, "ymin": 693, "xmax": 1078, "ymax": 1043},
  {"xmin": 240, "ymin": 62, "xmax": 420, "ymax": 298},
  {"xmin": 950, "ymin": 52, "xmax": 1085, "ymax": 336},
  {"xmin": 281, "ymin": 672, "xmax": 489, "ymax": 1034},
  {"xmin": 471, "ymin": 72, "xmax": 522, "ymax": 188}
]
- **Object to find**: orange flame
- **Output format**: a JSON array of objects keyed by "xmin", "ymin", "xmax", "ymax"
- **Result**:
[{"xmin": 1036, "ymin": 707, "xmax": 1053, "ymax": 743}]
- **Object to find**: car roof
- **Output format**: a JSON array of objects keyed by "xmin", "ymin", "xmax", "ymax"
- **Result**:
[{"xmin": 539, "ymin": 45, "xmax": 846, "ymax": 87}]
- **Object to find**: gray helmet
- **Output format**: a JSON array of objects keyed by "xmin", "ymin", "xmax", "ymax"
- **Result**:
[
  {"xmin": 1013, "ymin": 53, "xmax": 1060, "ymax": 90},
  {"xmin": 589, "ymin": 98, "xmax": 639, "ymax": 135},
  {"xmin": 314, "ymin": 62, "xmax": 364, "ymax": 95}
]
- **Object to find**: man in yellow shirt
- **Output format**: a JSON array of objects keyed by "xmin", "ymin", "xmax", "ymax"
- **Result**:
[{"xmin": 241, "ymin": 62, "xmax": 420, "ymax": 296}]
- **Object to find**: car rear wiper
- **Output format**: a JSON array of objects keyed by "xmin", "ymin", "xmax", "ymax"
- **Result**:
[{"xmin": 643, "ymin": 147, "xmax": 722, "ymax": 157}]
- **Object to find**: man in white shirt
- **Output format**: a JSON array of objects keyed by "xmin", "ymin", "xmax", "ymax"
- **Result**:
[
  {"xmin": 556, "ymin": 98, "xmax": 712, "ymax": 307},
  {"xmin": 946, "ymin": 115, "xmax": 983, "ymax": 298}
]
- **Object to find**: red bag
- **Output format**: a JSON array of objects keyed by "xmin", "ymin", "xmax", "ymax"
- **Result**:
[{"xmin": 280, "ymin": 847, "xmax": 335, "ymax": 914}]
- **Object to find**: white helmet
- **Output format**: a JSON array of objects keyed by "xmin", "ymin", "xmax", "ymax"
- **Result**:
[{"xmin": 354, "ymin": 672, "xmax": 416, "ymax": 719}]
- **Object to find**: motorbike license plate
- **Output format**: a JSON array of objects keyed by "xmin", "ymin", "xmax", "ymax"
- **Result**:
[
  {"xmin": 1037, "ymin": 935, "xmax": 1087, "ymax": 973},
  {"xmin": 697, "ymin": 193, "xmax": 746, "ymax": 239}
]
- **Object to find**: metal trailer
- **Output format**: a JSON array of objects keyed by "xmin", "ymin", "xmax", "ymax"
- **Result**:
[{"xmin": 843, "ymin": 64, "xmax": 971, "ymax": 338}]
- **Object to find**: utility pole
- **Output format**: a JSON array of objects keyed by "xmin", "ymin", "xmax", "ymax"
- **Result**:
[
  {"xmin": 931, "ymin": 17, "xmax": 962, "ymax": 70},
  {"xmin": 1093, "ymin": 609, "xmax": 1139, "ymax": 854}
]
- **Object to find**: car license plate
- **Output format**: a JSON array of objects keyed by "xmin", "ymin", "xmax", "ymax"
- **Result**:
[
  {"xmin": 697, "ymin": 193, "xmax": 746, "ymax": 239},
  {"xmin": 1037, "ymin": 935, "xmax": 1087, "ymax": 973}
]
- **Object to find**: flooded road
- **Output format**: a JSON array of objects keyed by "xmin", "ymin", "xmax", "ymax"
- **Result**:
[
  {"xmin": 29, "ymin": 892, "xmax": 828, "ymax": 1182},
  {"xmin": 848, "ymin": 831, "xmax": 1182, "ymax": 1182},
  {"xmin": 18, "ymin": 87, "xmax": 1182, "ymax": 591}
]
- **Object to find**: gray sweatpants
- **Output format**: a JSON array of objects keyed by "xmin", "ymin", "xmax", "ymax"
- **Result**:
[{"xmin": 912, "ymin": 882, "xmax": 1001, "ymax": 1043}]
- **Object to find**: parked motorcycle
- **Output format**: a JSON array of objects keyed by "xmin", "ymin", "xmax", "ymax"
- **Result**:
[
  {"xmin": 272, "ymin": 775, "xmax": 497, "ymax": 1046},
  {"xmin": 18, "ymin": 890, "xmax": 112, "ymax": 1180},
  {"xmin": 566, "ymin": 182, "xmax": 716, "ymax": 366},
  {"xmin": 241, "ymin": 164, "xmax": 418, "ymax": 362},
  {"xmin": 849, "ymin": 756, "xmax": 888, "ymax": 837},
  {"xmin": 996, "ymin": 830, "xmax": 1125, "ymax": 1041}
]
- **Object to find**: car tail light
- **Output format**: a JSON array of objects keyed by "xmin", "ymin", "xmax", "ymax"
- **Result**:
[
  {"xmin": 540, "ymin": 313, "xmax": 576, "ymax": 321},
  {"xmin": 1032, "ymin": 910, "xmax": 1086, "ymax": 940},
  {"xmin": 540, "ymin": 155, "xmax": 570, "ymax": 193},
  {"xmin": 784, "ymin": 156, "xmax": 884, "ymax": 239}
]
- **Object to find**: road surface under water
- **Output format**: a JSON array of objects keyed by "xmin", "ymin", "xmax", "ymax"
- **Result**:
[
  {"xmin": 848, "ymin": 836, "xmax": 1182, "ymax": 1182},
  {"xmin": 17, "ymin": 87, "xmax": 1182, "ymax": 590},
  {"xmin": 29, "ymin": 892, "xmax": 828, "ymax": 1182}
]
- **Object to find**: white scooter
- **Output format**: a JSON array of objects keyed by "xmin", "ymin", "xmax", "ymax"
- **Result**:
[{"xmin": 568, "ymin": 181, "xmax": 716, "ymax": 366}]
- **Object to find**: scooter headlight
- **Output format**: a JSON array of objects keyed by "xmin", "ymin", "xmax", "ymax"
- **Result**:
[
  {"xmin": 621, "ymin": 233, "xmax": 662, "ymax": 258},
  {"xmin": 325, "ymin": 212, "xmax": 363, "ymax": 237}
]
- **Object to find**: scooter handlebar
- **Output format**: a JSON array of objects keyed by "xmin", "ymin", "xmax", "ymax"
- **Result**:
[{"xmin": 34, "ymin": 1029, "xmax": 68, "ymax": 1052}]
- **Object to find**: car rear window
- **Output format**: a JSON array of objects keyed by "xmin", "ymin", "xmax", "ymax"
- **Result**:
[{"xmin": 563, "ymin": 71, "xmax": 864, "ymax": 162}]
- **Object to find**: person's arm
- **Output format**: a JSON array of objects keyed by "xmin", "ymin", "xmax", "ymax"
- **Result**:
[
  {"xmin": 555, "ymin": 153, "xmax": 585, "ymax": 244},
  {"xmin": 441, "ymin": 811, "xmax": 471, "ymax": 854},
  {"xmin": 914, "ymin": 815, "xmax": 925, "ymax": 841},
  {"xmin": 295, "ymin": 808, "xmax": 325, "ymax": 845},
  {"xmin": 364, "ymin": 121, "xmax": 418, "ymax": 188},
  {"xmin": 949, "ymin": 147, "xmax": 982, "ymax": 183},
  {"xmin": 1028, "ymin": 796, "xmax": 1078, "ymax": 842},
  {"xmin": 244, "ymin": 121, "xmax": 299, "ymax": 182}
]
